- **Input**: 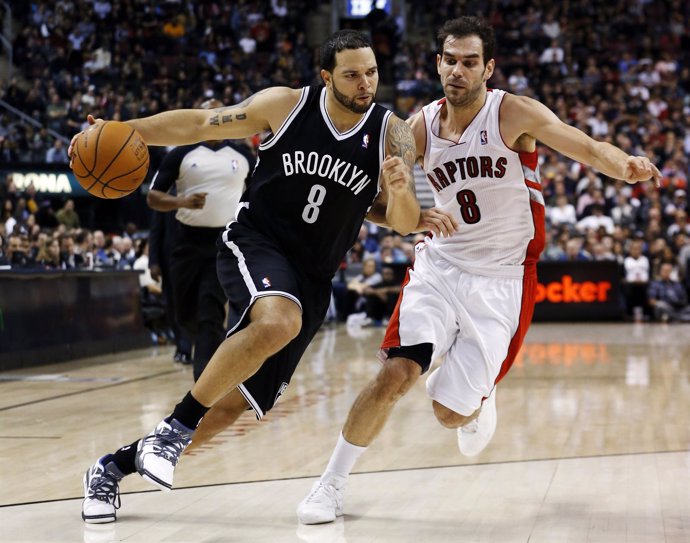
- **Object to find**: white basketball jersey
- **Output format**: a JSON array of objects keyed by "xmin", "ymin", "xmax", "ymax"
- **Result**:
[{"xmin": 421, "ymin": 89, "xmax": 545, "ymax": 278}]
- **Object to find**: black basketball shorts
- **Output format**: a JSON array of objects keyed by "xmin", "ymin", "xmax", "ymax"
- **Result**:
[{"xmin": 216, "ymin": 221, "xmax": 332, "ymax": 419}]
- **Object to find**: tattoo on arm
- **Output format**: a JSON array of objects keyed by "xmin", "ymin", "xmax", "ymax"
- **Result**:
[
  {"xmin": 207, "ymin": 89, "xmax": 269, "ymax": 127},
  {"xmin": 387, "ymin": 116, "xmax": 417, "ymax": 190}
]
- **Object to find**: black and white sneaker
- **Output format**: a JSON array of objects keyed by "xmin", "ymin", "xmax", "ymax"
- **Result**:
[
  {"xmin": 135, "ymin": 419, "xmax": 193, "ymax": 491},
  {"xmin": 82, "ymin": 456, "xmax": 124, "ymax": 524}
]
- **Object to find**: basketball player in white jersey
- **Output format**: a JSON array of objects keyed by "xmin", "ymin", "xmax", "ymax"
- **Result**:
[{"xmin": 297, "ymin": 16, "xmax": 660, "ymax": 524}]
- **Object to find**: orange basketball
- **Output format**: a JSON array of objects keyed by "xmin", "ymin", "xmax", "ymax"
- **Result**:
[{"xmin": 71, "ymin": 121, "xmax": 150, "ymax": 199}]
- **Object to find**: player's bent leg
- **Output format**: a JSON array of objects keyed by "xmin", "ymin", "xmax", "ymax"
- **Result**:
[
  {"xmin": 343, "ymin": 356, "xmax": 422, "ymax": 445},
  {"xmin": 192, "ymin": 295, "xmax": 302, "ymax": 406},
  {"xmin": 137, "ymin": 296, "xmax": 302, "ymax": 491},
  {"xmin": 431, "ymin": 401, "xmax": 477, "ymax": 429},
  {"xmin": 456, "ymin": 388, "xmax": 498, "ymax": 457},
  {"xmin": 431, "ymin": 389, "xmax": 498, "ymax": 457},
  {"xmin": 297, "ymin": 357, "xmax": 422, "ymax": 525},
  {"xmin": 185, "ymin": 389, "xmax": 249, "ymax": 454}
]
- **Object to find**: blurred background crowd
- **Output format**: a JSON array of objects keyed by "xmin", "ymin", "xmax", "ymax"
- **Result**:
[{"xmin": 0, "ymin": 0, "xmax": 689, "ymax": 325}]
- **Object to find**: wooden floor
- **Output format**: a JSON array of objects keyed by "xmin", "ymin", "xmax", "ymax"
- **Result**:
[{"xmin": 1, "ymin": 322, "xmax": 690, "ymax": 542}]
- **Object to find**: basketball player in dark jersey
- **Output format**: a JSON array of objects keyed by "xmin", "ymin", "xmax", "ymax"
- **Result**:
[{"xmin": 76, "ymin": 30, "xmax": 457, "ymax": 523}]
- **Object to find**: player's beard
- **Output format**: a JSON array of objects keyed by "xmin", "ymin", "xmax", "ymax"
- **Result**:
[
  {"xmin": 444, "ymin": 76, "xmax": 484, "ymax": 108},
  {"xmin": 331, "ymin": 80, "xmax": 373, "ymax": 114}
]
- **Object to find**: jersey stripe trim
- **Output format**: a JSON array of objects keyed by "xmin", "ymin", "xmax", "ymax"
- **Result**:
[
  {"xmin": 222, "ymin": 233, "xmax": 304, "ymax": 335},
  {"xmin": 525, "ymin": 180, "xmax": 542, "ymax": 191},
  {"xmin": 258, "ymin": 87, "xmax": 309, "ymax": 151},
  {"xmin": 376, "ymin": 110, "xmax": 393, "ymax": 193},
  {"xmin": 381, "ymin": 265, "xmax": 413, "ymax": 349},
  {"xmin": 319, "ymin": 87, "xmax": 376, "ymax": 141},
  {"xmin": 237, "ymin": 384, "xmax": 265, "ymax": 420},
  {"xmin": 149, "ymin": 170, "xmax": 160, "ymax": 190},
  {"xmin": 528, "ymin": 187, "xmax": 545, "ymax": 206},
  {"xmin": 492, "ymin": 274, "xmax": 537, "ymax": 386},
  {"xmin": 225, "ymin": 240, "xmax": 257, "ymax": 296}
]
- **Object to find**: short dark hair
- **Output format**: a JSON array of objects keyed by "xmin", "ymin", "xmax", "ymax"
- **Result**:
[
  {"xmin": 436, "ymin": 17, "xmax": 496, "ymax": 65},
  {"xmin": 320, "ymin": 30, "xmax": 373, "ymax": 72}
]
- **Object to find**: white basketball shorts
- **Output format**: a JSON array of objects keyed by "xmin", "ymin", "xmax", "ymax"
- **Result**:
[{"xmin": 381, "ymin": 246, "xmax": 537, "ymax": 416}]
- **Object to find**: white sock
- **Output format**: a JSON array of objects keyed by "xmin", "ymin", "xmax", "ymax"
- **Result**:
[{"xmin": 322, "ymin": 432, "xmax": 367, "ymax": 481}]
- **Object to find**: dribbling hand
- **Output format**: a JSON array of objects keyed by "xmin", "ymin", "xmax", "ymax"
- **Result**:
[{"xmin": 68, "ymin": 114, "xmax": 102, "ymax": 167}]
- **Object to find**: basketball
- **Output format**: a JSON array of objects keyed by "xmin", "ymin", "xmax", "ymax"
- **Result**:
[{"xmin": 71, "ymin": 121, "xmax": 149, "ymax": 199}]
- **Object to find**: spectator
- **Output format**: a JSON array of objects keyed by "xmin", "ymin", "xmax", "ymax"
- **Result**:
[
  {"xmin": 610, "ymin": 192, "xmax": 637, "ymax": 227},
  {"xmin": 346, "ymin": 257, "xmax": 382, "ymax": 318},
  {"xmin": 2, "ymin": 199, "xmax": 16, "ymax": 235},
  {"xmin": 134, "ymin": 237, "xmax": 170, "ymax": 345},
  {"xmin": 562, "ymin": 237, "xmax": 591, "ymax": 262},
  {"xmin": 115, "ymin": 236, "xmax": 135, "ymax": 270},
  {"xmin": 56, "ymin": 199, "xmax": 80, "ymax": 228},
  {"xmin": 59, "ymin": 232, "xmax": 84, "ymax": 269},
  {"xmin": 508, "ymin": 68, "xmax": 529, "ymax": 95},
  {"xmin": 576, "ymin": 203, "xmax": 615, "ymax": 235},
  {"xmin": 647, "ymin": 262, "xmax": 690, "ymax": 322},
  {"xmin": 35, "ymin": 199, "xmax": 59, "ymax": 229},
  {"xmin": 35, "ymin": 237, "xmax": 61, "ymax": 269},
  {"xmin": 541, "ymin": 229, "xmax": 565, "ymax": 261},
  {"xmin": 667, "ymin": 209, "xmax": 690, "ymax": 239},
  {"xmin": 624, "ymin": 239, "xmax": 650, "ymax": 320},
  {"xmin": 6, "ymin": 233, "xmax": 32, "ymax": 268},
  {"xmin": 539, "ymin": 39, "xmax": 564, "ymax": 65},
  {"xmin": 378, "ymin": 233, "xmax": 408, "ymax": 264},
  {"xmin": 576, "ymin": 185, "xmax": 605, "ymax": 218},
  {"xmin": 74, "ymin": 229, "xmax": 94, "ymax": 269},
  {"xmin": 360, "ymin": 265, "xmax": 400, "ymax": 325},
  {"xmin": 548, "ymin": 194, "xmax": 577, "ymax": 227},
  {"xmin": 46, "ymin": 139, "xmax": 69, "ymax": 163}
]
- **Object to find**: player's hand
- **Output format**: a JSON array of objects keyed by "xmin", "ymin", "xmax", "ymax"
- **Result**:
[
  {"xmin": 624, "ymin": 156, "xmax": 661, "ymax": 187},
  {"xmin": 183, "ymin": 192, "xmax": 208, "ymax": 209},
  {"xmin": 381, "ymin": 155, "xmax": 411, "ymax": 194},
  {"xmin": 68, "ymin": 114, "xmax": 103, "ymax": 167},
  {"xmin": 149, "ymin": 264, "xmax": 162, "ymax": 282},
  {"xmin": 417, "ymin": 207, "xmax": 458, "ymax": 237}
]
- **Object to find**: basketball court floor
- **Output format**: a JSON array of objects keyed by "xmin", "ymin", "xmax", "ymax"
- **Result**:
[{"xmin": 1, "ymin": 322, "xmax": 689, "ymax": 542}]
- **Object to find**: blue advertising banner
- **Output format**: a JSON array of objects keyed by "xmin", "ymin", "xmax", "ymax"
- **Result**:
[{"xmin": 2, "ymin": 168, "xmax": 90, "ymax": 197}]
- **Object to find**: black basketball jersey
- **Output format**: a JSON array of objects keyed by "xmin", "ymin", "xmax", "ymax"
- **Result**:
[{"xmin": 236, "ymin": 85, "xmax": 392, "ymax": 279}]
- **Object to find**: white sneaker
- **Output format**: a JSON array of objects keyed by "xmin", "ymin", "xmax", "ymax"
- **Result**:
[
  {"xmin": 346, "ymin": 312, "xmax": 367, "ymax": 327},
  {"xmin": 296, "ymin": 475, "xmax": 346, "ymax": 525},
  {"xmin": 135, "ymin": 418, "xmax": 193, "ymax": 491},
  {"xmin": 457, "ymin": 387, "xmax": 497, "ymax": 457},
  {"xmin": 82, "ymin": 456, "xmax": 124, "ymax": 523}
]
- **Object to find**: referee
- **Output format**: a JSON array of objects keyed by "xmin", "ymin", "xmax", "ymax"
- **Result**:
[{"xmin": 147, "ymin": 98, "xmax": 254, "ymax": 380}]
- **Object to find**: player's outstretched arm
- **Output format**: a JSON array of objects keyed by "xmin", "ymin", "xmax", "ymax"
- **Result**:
[
  {"xmin": 380, "ymin": 115, "xmax": 421, "ymax": 236},
  {"xmin": 128, "ymin": 87, "xmax": 301, "ymax": 145},
  {"xmin": 68, "ymin": 87, "xmax": 302, "ymax": 158},
  {"xmin": 504, "ymin": 95, "xmax": 661, "ymax": 185}
]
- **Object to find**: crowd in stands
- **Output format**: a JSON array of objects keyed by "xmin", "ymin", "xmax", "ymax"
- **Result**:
[
  {"xmin": 0, "ymin": 0, "xmax": 315, "ymax": 163},
  {"xmin": 1, "ymin": 0, "xmax": 690, "ymax": 322}
]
